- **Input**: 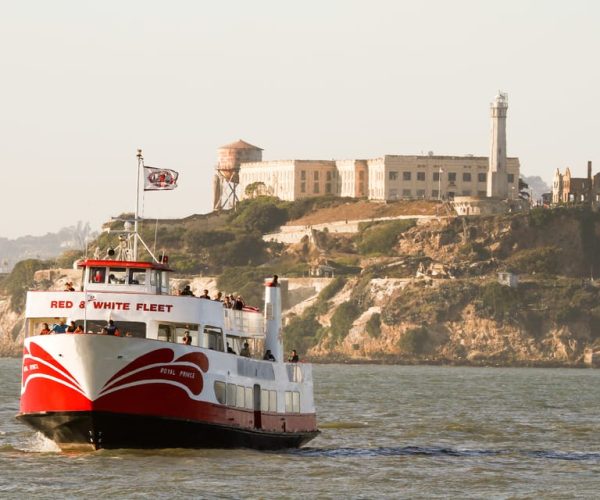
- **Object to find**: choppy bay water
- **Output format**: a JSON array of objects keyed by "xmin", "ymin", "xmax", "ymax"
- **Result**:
[{"xmin": 2, "ymin": 358, "xmax": 600, "ymax": 499}]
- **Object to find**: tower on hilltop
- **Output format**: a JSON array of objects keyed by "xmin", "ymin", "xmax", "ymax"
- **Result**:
[
  {"xmin": 212, "ymin": 139, "xmax": 263, "ymax": 211},
  {"xmin": 487, "ymin": 92, "xmax": 509, "ymax": 199}
]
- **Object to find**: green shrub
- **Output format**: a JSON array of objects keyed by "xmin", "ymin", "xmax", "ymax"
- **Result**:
[
  {"xmin": 2, "ymin": 259, "xmax": 53, "ymax": 313},
  {"xmin": 319, "ymin": 276, "xmax": 347, "ymax": 302},
  {"xmin": 356, "ymin": 219, "xmax": 416, "ymax": 255},
  {"xmin": 398, "ymin": 326, "xmax": 430, "ymax": 354},
  {"xmin": 210, "ymin": 233, "xmax": 267, "ymax": 267},
  {"xmin": 229, "ymin": 198, "xmax": 289, "ymax": 233},
  {"xmin": 477, "ymin": 281, "xmax": 520, "ymax": 322},
  {"xmin": 283, "ymin": 312, "xmax": 322, "ymax": 355},
  {"xmin": 505, "ymin": 246, "xmax": 560, "ymax": 275},
  {"xmin": 329, "ymin": 301, "xmax": 361, "ymax": 343},
  {"xmin": 185, "ymin": 229, "xmax": 235, "ymax": 249},
  {"xmin": 459, "ymin": 242, "xmax": 491, "ymax": 260},
  {"xmin": 366, "ymin": 313, "xmax": 382, "ymax": 338}
]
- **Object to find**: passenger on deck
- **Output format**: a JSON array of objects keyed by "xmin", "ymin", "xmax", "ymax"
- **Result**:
[
  {"xmin": 234, "ymin": 296, "xmax": 245, "ymax": 310},
  {"xmin": 223, "ymin": 296, "xmax": 232, "ymax": 308},
  {"xmin": 240, "ymin": 342, "xmax": 251, "ymax": 358},
  {"xmin": 39, "ymin": 323, "xmax": 51, "ymax": 335},
  {"xmin": 213, "ymin": 291, "xmax": 223, "ymax": 301},
  {"xmin": 74, "ymin": 325, "xmax": 84, "ymax": 334},
  {"xmin": 227, "ymin": 343, "xmax": 236, "ymax": 355},
  {"xmin": 105, "ymin": 320, "xmax": 119, "ymax": 336},
  {"xmin": 51, "ymin": 320, "xmax": 67, "ymax": 334},
  {"xmin": 288, "ymin": 350, "xmax": 299, "ymax": 363},
  {"xmin": 64, "ymin": 282, "xmax": 75, "ymax": 291},
  {"xmin": 180, "ymin": 285, "xmax": 194, "ymax": 296},
  {"xmin": 182, "ymin": 331, "xmax": 192, "ymax": 345},
  {"xmin": 199, "ymin": 289, "xmax": 210, "ymax": 299},
  {"xmin": 66, "ymin": 321, "xmax": 76, "ymax": 333},
  {"xmin": 263, "ymin": 349, "xmax": 276, "ymax": 362}
]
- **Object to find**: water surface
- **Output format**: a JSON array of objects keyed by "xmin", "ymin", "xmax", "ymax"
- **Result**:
[{"xmin": 2, "ymin": 359, "xmax": 600, "ymax": 498}]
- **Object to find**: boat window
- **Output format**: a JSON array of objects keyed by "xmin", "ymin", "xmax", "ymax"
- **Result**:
[
  {"xmin": 214, "ymin": 381, "xmax": 226, "ymax": 404},
  {"xmin": 76, "ymin": 320, "xmax": 146, "ymax": 337},
  {"xmin": 285, "ymin": 392, "xmax": 293, "ymax": 412},
  {"xmin": 245, "ymin": 387, "xmax": 253, "ymax": 410},
  {"xmin": 269, "ymin": 390, "xmax": 277, "ymax": 412},
  {"xmin": 292, "ymin": 391, "xmax": 300, "ymax": 412},
  {"xmin": 226, "ymin": 383, "xmax": 236, "ymax": 406},
  {"xmin": 175, "ymin": 324, "xmax": 199, "ymax": 345},
  {"xmin": 158, "ymin": 324, "xmax": 173, "ymax": 342},
  {"xmin": 203, "ymin": 326, "xmax": 224, "ymax": 351},
  {"xmin": 260, "ymin": 389, "xmax": 269, "ymax": 412},
  {"xmin": 236, "ymin": 385, "xmax": 245, "ymax": 408},
  {"xmin": 108, "ymin": 268, "xmax": 127, "ymax": 284},
  {"xmin": 129, "ymin": 269, "xmax": 147, "ymax": 285},
  {"xmin": 90, "ymin": 267, "xmax": 106, "ymax": 283},
  {"xmin": 259, "ymin": 389, "xmax": 277, "ymax": 412},
  {"xmin": 160, "ymin": 271, "xmax": 169, "ymax": 294}
]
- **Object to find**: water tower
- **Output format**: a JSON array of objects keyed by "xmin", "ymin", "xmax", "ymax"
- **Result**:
[{"xmin": 213, "ymin": 139, "xmax": 263, "ymax": 210}]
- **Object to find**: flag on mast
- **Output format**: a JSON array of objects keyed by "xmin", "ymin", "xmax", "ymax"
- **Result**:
[{"xmin": 143, "ymin": 166, "xmax": 179, "ymax": 191}]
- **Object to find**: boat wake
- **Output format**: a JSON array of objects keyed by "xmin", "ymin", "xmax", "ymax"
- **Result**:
[
  {"xmin": 17, "ymin": 432, "xmax": 61, "ymax": 453},
  {"xmin": 288, "ymin": 446, "xmax": 600, "ymax": 461}
]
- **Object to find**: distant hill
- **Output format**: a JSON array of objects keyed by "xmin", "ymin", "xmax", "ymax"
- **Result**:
[
  {"xmin": 521, "ymin": 175, "xmax": 551, "ymax": 202},
  {"xmin": 0, "ymin": 222, "xmax": 96, "ymax": 272}
]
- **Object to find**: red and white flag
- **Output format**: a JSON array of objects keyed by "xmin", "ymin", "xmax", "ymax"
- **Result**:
[{"xmin": 144, "ymin": 166, "xmax": 179, "ymax": 191}]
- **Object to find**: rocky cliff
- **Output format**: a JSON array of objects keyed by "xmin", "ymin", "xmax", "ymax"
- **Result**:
[{"xmin": 2, "ymin": 206, "xmax": 600, "ymax": 366}]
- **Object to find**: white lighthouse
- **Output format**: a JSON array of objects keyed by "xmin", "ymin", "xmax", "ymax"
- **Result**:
[{"xmin": 487, "ymin": 92, "xmax": 509, "ymax": 198}]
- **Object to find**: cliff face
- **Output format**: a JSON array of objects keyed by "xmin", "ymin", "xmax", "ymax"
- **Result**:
[
  {"xmin": 2, "ymin": 207, "xmax": 600, "ymax": 366},
  {"xmin": 306, "ymin": 277, "xmax": 598, "ymax": 365}
]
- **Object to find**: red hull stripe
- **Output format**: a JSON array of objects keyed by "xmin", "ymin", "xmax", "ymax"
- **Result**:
[{"xmin": 21, "ymin": 374, "xmax": 317, "ymax": 433}]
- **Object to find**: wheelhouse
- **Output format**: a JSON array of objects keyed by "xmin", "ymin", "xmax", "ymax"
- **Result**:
[{"xmin": 80, "ymin": 259, "xmax": 172, "ymax": 295}]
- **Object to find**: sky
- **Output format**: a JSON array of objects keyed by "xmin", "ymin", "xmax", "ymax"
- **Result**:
[{"xmin": 1, "ymin": 0, "xmax": 599, "ymax": 239}]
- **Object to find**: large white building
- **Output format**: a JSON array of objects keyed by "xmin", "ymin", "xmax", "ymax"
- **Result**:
[{"xmin": 231, "ymin": 94, "xmax": 519, "ymax": 203}]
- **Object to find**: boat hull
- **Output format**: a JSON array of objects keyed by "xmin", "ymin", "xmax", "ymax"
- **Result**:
[{"xmin": 17, "ymin": 411, "xmax": 320, "ymax": 451}]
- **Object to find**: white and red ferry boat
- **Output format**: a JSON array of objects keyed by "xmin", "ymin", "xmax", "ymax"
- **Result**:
[{"xmin": 17, "ymin": 153, "xmax": 319, "ymax": 450}]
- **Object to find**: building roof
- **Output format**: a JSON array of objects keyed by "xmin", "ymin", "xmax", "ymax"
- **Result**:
[{"xmin": 218, "ymin": 139, "xmax": 263, "ymax": 151}]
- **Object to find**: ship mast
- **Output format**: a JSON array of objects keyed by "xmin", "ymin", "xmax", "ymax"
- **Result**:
[{"xmin": 134, "ymin": 149, "xmax": 143, "ymax": 261}]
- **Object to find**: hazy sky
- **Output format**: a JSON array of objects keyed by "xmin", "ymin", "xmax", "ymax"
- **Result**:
[{"xmin": 1, "ymin": 0, "xmax": 599, "ymax": 239}]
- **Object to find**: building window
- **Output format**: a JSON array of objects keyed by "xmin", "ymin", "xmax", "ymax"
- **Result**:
[
  {"xmin": 301, "ymin": 170, "xmax": 306, "ymax": 180},
  {"xmin": 463, "ymin": 173, "xmax": 471, "ymax": 182},
  {"xmin": 359, "ymin": 171, "xmax": 364, "ymax": 180},
  {"xmin": 447, "ymin": 191, "xmax": 455, "ymax": 200},
  {"xmin": 325, "ymin": 183, "xmax": 331, "ymax": 194},
  {"xmin": 403, "ymin": 171, "xmax": 411, "ymax": 181},
  {"xmin": 416, "ymin": 189, "xmax": 425, "ymax": 198},
  {"xmin": 478, "ymin": 190, "xmax": 487, "ymax": 197},
  {"xmin": 389, "ymin": 188, "xmax": 398, "ymax": 199},
  {"xmin": 448, "ymin": 172, "xmax": 457, "ymax": 182},
  {"xmin": 314, "ymin": 182, "xmax": 319, "ymax": 193},
  {"xmin": 508, "ymin": 174, "xmax": 515, "ymax": 183},
  {"xmin": 432, "ymin": 189, "xmax": 439, "ymax": 198},
  {"xmin": 301, "ymin": 182, "xmax": 306, "ymax": 193},
  {"xmin": 314, "ymin": 171, "xmax": 319, "ymax": 181},
  {"xmin": 417, "ymin": 172, "xmax": 426, "ymax": 181},
  {"xmin": 478, "ymin": 173, "xmax": 486, "ymax": 183},
  {"xmin": 402, "ymin": 189, "xmax": 411, "ymax": 197},
  {"xmin": 326, "ymin": 171, "xmax": 332, "ymax": 181},
  {"xmin": 389, "ymin": 171, "xmax": 398, "ymax": 181},
  {"xmin": 433, "ymin": 172, "xmax": 440, "ymax": 182},
  {"xmin": 462, "ymin": 190, "xmax": 472, "ymax": 196}
]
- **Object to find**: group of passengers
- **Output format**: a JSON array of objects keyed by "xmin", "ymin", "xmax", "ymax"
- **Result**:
[
  {"xmin": 40, "ymin": 319, "xmax": 131, "ymax": 337},
  {"xmin": 178, "ymin": 285, "xmax": 249, "ymax": 311}
]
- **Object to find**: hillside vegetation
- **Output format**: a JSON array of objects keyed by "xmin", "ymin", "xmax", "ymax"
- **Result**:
[{"xmin": 3, "ymin": 197, "xmax": 600, "ymax": 365}]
